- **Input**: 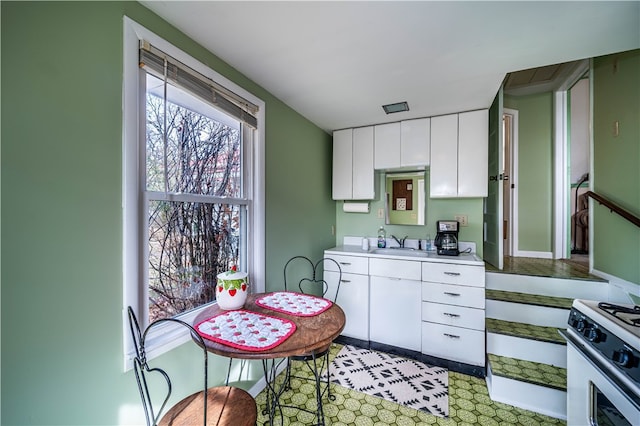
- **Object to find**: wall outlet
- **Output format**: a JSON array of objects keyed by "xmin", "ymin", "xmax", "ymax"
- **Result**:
[
  {"xmin": 454, "ymin": 214, "xmax": 469, "ymax": 227},
  {"xmin": 377, "ymin": 208, "xmax": 384, "ymax": 219}
]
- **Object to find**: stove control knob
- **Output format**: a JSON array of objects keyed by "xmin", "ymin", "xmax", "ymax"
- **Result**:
[
  {"xmin": 568, "ymin": 312, "xmax": 580, "ymax": 327},
  {"xmin": 612, "ymin": 349, "xmax": 635, "ymax": 368},
  {"xmin": 586, "ymin": 326, "xmax": 601, "ymax": 343},
  {"xmin": 576, "ymin": 318, "xmax": 587, "ymax": 333}
]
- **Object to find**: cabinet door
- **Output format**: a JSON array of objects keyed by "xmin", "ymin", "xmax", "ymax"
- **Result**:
[
  {"xmin": 429, "ymin": 114, "xmax": 458, "ymax": 197},
  {"xmin": 374, "ymin": 122, "xmax": 401, "ymax": 169},
  {"xmin": 326, "ymin": 271, "xmax": 369, "ymax": 341},
  {"xmin": 401, "ymin": 118, "xmax": 430, "ymax": 167},
  {"xmin": 458, "ymin": 109, "xmax": 488, "ymax": 197},
  {"xmin": 370, "ymin": 276, "xmax": 421, "ymax": 351},
  {"xmin": 332, "ymin": 129, "xmax": 353, "ymax": 200},
  {"xmin": 352, "ymin": 126, "xmax": 375, "ymax": 199}
]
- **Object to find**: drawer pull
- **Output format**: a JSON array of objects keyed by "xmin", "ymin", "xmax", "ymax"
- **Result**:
[
  {"xmin": 340, "ymin": 279, "xmax": 351, "ymax": 283},
  {"xmin": 444, "ymin": 333, "xmax": 460, "ymax": 339},
  {"xmin": 444, "ymin": 272, "xmax": 461, "ymax": 276},
  {"xmin": 339, "ymin": 262, "xmax": 352, "ymax": 266},
  {"xmin": 443, "ymin": 312, "xmax": 460, "ymax": 318},
  {"xmin": 443, "ymin": 292, "xmax": 461, "ymax": 297}
]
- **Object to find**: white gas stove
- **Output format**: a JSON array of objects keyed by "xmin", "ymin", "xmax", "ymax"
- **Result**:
[{"xmin": 564, "ymin": 299, "xmax": 640, "ymax": 425}]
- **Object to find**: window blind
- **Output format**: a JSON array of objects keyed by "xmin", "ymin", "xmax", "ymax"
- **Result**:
[{"xmin": 139, "ymin": 41, "xmax": 258, "ymax": 128}]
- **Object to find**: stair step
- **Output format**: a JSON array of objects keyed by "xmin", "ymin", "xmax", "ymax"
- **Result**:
[
  {"xmin": 486, "ymin": 289, "xmax": 573, "ymax": 310},
  {"xmin": 487, "ymin": 353, "xmax": 566, "ymax": 391},
  {"xmin": 486, "ymin": 271, "xmax": 608, "ymax": 300},
  {"xmin": 486, "ymin": 318, "xmax": 566, "ymax": 345},
  {"xmin": 486, "ymin": 354, "xmax": 567, "ymax": 419}
]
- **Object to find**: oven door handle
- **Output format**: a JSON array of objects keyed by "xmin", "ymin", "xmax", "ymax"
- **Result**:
[{"xmin": 562, "ymin": 329, "xmax": 640, "ymax": 411}]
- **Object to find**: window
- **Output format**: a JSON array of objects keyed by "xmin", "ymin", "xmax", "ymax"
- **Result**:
[{"xmin": 123, "ymin": 18, "xmax": 265, "ymax": 366}]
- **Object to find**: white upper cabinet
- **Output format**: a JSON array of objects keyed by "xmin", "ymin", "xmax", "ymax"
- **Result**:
[
  {"xmin": 430, "ymin": 114, "xmax": 459, "ymax": 197},
  {"xmin": 332, "ymin": 126, "xmax": 374, "ymax": 200},
  {"xmin": 458, "ymin": 110, "xmax": 488, "ymax": 197},
  {"xmin": 400, "ymin": 117, "xmax": 430, "ymax": 167},
  {"xmin": 332, "ymin": 129, "xmax": 353, "ymax": 200},
  {"xmin": 374, "ymin": 119, "xmax": 430, "ymax": 170},
  {"xmin": 430, "ymin": 110, "xmax": 488, "ymax": 198},
  {"xmin": 373, "ymin": 122, "xmax": 400, "ymax": 169}
]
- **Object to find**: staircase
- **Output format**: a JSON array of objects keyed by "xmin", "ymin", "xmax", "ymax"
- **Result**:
[{"xmin": 485, "ymin": 267, "xmax": 608, "ymax": 420}]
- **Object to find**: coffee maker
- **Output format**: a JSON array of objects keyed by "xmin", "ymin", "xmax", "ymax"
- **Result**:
[{"xmin": 434, "ymin": 220, "xmax": 459, "ymax": 256}]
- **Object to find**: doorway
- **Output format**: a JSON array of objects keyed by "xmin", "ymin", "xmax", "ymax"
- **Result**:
[{"xmin": 502, "ymin": 109, "xmax": 518, "ymax": 257}]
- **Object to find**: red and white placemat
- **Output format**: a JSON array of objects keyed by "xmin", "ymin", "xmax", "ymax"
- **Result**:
[
  {"xmin": 196, "ymin": 310, "xmax": 296, "ymax": 351},
  {"xmin": 255, "ymin": 291, "xmax": 332, "ymax": 316}
]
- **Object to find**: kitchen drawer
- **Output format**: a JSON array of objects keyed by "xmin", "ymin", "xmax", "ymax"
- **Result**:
[
  {"xmin": 421, "ymin": 262, "xmax": 485, "ymax": 287},
  {"xmin": 421, "ymin": 301, "xmax": 485, "ymax": 331},
  {"xmin": 324, "ymin": 254, "xmax": 368, "ymax": 275},
  {"xmin": 422, "ymin": 322, "xmax": 485, "ymax": 366},
  {"xmin": 370, "ymin": 258, "xmax": 421, "ymax": 281},
  {"xmin": 422, "ymin": 282, "xmax": 485, "ymax": 309}
]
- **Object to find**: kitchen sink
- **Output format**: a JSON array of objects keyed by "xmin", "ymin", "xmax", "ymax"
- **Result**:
[{"xmin": 371, "ymin": 247, "xmax": 430, "ymax": 258}]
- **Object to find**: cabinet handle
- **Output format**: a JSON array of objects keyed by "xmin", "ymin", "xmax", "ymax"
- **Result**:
[
  {"xmin": 340, "ymin": 279, "xmax": 351, "ymax": 283},
  {"xmin": 444, "ymin": 333, "xmax": 460, "ymax": 339},
  {"xmin": 443, "ymin": 312, "xmax": 460, "ymax": 318},
  {"xmin": 443, "ymin": 292, "xmax": 461, "ymax": 297},
  {"xmin": 339, "ymin": 262, "xmax": 351, "ymax": 266},
  {"xmin": 444, "ymin": 272, "xmax": 461, "ymax": 276}
]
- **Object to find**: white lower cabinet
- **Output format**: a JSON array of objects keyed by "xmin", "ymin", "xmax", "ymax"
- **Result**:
[
  {"xmin": 421, "ymin": 261, "xmax": 485, "ymax": 366},
  {"xmin": 369, "ymin": 259, "xmax": 422, "ymax": 351},
  {"xmin": 324, "ymin": 253, "xmax": 370, "ymax": 341},
  {"xmin": 324, "ymin": 248, "xmax": 486, "ymax": 368},
  {"xmin": 370, "ymin": 276, "xmax": 422, "ymax": 351},
  {"xmin": 325, "ymin": 270, "xmax": 369, "ymax": 341}
]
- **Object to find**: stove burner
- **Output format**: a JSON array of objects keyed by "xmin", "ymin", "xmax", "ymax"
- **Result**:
[{"xmin": 598, "ymin": 302, "xmax": 640, "ymax": 327}]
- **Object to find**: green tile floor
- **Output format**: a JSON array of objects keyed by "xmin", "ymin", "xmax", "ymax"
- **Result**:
[{"xmin": 255, "ymin": 344, "xmax": 566, "ymax": 425}]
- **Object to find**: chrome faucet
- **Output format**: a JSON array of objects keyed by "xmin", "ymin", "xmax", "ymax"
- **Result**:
[{"xmin": 391, "ymin": 235, "xmax": 408, "ymax": 248}]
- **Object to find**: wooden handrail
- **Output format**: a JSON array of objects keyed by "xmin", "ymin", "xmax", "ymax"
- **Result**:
[{"xmin": 585, "ymin": 191, "xmax": 640, "ymax": 228}]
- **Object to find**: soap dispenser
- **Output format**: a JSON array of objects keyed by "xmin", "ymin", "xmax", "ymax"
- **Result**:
[{"xmin": 377, "ymin": 226, "xmax": 386, "ymax": 248}]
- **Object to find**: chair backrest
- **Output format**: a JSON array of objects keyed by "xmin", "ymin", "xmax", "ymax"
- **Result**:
[
  {"xmin": 283, "ymin": 256, "xmax": 343, "ymax": 302},
  {"xmin": 127, "ymin": 307, "xmax": 209, "ymax": 426}
]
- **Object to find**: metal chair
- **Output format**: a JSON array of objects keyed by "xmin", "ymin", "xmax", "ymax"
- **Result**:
[
  {"xmin": 282, "ymin": 256, "xmax": 343, "ymax": 424},
  {"xmin": 127, "ymin": 306, "xmax": 257, "ymax": 426}
]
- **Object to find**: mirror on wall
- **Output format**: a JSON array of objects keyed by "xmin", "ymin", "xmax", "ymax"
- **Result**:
[{"xmin": 385, "ymin": 171, "xmax": 426, "ymax": 226}]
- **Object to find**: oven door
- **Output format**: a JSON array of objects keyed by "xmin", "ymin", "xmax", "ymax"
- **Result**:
[{"xmin": 564, "ymin": 330, "xmax": 640, "ymax": 425}]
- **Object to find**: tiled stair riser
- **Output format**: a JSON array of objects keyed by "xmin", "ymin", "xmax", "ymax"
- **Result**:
[
  {"xmin": 487, "ymin": 333, "xmax": 567, "ymax": 368},
  {"xmin": 486, "ymin": 299, "xmax": 570, "ymax": 328},
  {"xmin": 486, "ymin": 272, "xmax": 608, "ymax": 300}
]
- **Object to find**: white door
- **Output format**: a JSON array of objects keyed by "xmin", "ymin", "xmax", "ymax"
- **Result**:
[{"xmin": 483, "ymin": 88, "xmax": 504, "ymax": 269}]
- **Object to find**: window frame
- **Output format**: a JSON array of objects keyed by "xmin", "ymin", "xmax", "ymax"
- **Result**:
[{"xmin": 122, "ymin": 17, "xmax": 265, "ymax": 370}]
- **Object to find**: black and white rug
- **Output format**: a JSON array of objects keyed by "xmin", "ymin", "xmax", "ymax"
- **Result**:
[{"xmin": 326, "ymin": 345, "xmax": 448, "ymax": 418}]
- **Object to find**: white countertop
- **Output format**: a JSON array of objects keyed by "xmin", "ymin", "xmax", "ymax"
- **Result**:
[{"xmin": 325, "ymin": 245, "xmax": 485, "ymax": 266}]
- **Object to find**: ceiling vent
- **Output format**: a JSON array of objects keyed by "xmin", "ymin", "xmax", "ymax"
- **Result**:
[{"xmin": 382, "ymin": 101, "xmax": 409, "ymax": 114}]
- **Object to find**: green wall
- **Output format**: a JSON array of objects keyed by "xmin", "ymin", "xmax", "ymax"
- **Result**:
[
  {"xmin": 336, "ymin": 172, "xmax": 485, "ymax": 257},
  {"xmin": 1, "ymin": 1, "xmax": 333, "ymax": 424},
  {"xmin": 504, "ymin": 93, "xmax": 554, "ymax": 253},
  {"xmin": 592, "ymin": 49, "xmax": 640, "ymax": 285}
]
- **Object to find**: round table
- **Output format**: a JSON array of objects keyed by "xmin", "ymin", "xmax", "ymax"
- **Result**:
[{"xmin": 192, "ymin": 292, "xmax": 346, "ymax": 425}]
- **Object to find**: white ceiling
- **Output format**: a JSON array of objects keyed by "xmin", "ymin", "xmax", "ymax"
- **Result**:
[{"xmin": 141, "ymin": 1, "xmax": 640, "ymax": 132}]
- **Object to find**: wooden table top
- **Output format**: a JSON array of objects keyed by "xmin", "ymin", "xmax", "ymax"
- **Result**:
[{"xmin": 192, "ymin": 293, "xmax": 346, "ymax": 360}]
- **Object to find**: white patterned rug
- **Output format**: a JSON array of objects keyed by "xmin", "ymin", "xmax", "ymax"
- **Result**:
[{"xmin": 326, "ymin": 345, "xmax": 448, "ymax": 418}]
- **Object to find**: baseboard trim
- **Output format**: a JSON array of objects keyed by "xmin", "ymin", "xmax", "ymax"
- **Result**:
[{"xmin": 513, "ymin": 250, "xmax": 553, "ymax": 259}]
